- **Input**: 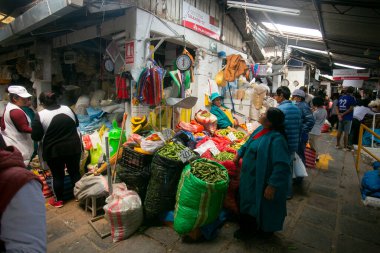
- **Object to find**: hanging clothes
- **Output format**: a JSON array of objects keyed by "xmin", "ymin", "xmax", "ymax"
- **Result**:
[
  {"xmin": 116, "ymin": 74, "xmax": 130, "ymax": 100},
  {"xmin": 224, "ymin": 54, "xmax": 248, "ymax": 82}
]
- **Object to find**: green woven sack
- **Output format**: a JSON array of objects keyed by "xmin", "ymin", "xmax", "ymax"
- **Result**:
[{"xmin": 174, "ymin": 159, "xmax": 229, "ymax": 235}]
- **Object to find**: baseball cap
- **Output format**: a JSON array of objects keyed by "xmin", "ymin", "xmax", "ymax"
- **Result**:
[
  {"xmin": 8, "ymin": 85, "xmax": 32, "ymax": 98},
  {"xmin": 292, "ymin": 89, "xmax": 306, "ymax": 98}
]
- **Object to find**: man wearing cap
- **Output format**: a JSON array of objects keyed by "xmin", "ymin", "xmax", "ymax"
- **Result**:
[
  {"xmin": 0, "ymin": 86, "xmax": 34, "ymax": 165},
  {"xmin": 210, "ymin": 92, "xmax": 238, "ymax": 129},
  {"xmin": 275, "ymin": 86, "xmax": 301, "ymax": 199},
  {"xmin": 292, "ymin": 89, "xmax": 315, "ymax": 168}
]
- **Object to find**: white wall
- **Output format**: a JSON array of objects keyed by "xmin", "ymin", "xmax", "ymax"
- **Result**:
[{"xmin": 286, "ymin": 68, "xmax": 306, "ymax": 93}]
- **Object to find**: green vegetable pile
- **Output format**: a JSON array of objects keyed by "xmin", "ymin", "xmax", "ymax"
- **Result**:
[
  {"xmin": 201, "ymin": 112, "xmax": 211, "ymax": 117},
  {"xmin": 190, "ymin": 160, "xmax": 228, "ymax": 183},
  {"xmin": 230, "ymin": 141, "xmax": 246, "ymax": 150},
  {"xmin": 214, "ymin": 152, "xmax": 235, "ymax": 161},
  {"xmin": 157, "ymin": 142, "xmax": 187, "ymax": 160},
  {"xmin": 217, "ymin": 129, "xmax": 246, "ymax": 140}
]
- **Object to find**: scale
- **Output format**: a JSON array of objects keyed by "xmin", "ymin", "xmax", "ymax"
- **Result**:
[{"xmin": 176, "ymin": 54, "xmax": 191, "ymax": 71}]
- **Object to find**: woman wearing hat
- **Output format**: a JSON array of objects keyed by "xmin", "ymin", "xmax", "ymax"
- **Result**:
[
  {"xmin": 0, "ymin": 86, "xmax": 34, "ymax": 165},
  {"xmin": 210, "ymin": 92, "xmax": 238, "ymax": 129}
]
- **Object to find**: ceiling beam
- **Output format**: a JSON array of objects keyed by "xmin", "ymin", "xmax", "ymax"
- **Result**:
[
  {"xmin": 312, "ymin": 0, "xmax": 332, "ymax": 66},
  {"xmin": 320, "ymin": 1, "xmax": 380, "ymax": 9}
]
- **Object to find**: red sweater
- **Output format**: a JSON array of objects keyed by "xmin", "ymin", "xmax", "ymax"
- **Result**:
[{"xmin": 0, "ymin": 108, "xmax": 32, "ymax": 133}]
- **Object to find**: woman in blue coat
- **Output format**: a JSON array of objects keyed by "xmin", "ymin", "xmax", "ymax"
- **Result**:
[{"xmin": 233, "ymin": 107, "xmax": 291, "ymax": 239}]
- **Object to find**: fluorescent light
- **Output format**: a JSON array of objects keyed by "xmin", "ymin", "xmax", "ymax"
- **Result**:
[
  {"xmin": 333, "ymin": 62, "xmax": 365, "ymax": 70},
  {"xmin": 1, "ymin": 16, "xmax": 14, "ymax": 24},
  {"xmin": 320, "ymin": 74, "xmax": 333, "ymax": 80},
  {"xmin": 288, "ymin": 45, "xmax": 328, "ymax": 55},
  {"xmin": 262, "ymin": 22, "xmax": 322, "ymax": 39},
  {"xmin": 227, "ymin": 1, "xmax": 300, "ymax": 16}
]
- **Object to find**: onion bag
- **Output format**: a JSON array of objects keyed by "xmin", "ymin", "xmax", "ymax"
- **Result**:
[{"xmin": 104, "ymin": 183, "xmax": 143, "ymax": 242}]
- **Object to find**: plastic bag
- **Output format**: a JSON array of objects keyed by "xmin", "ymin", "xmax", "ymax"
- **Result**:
[
  {"xmin": 104, "ymin": 183, "xmax": 143, "ymax": 242},
  {"xmin": 140, "ymin": 132, "xmax": 165, "ymax": 153},
  {"xmin": 195, "ymin": 110, "xmax": 218, "ymax": 133},
  {"xmin": 90, "ymin": 143, "xmax": 103, "ymax": 165},
  {"xmin": 74, "ymin": 174, "xmax": 108, "ymax": 201},
  {"xmin": 293, "ymin": 153, "xmax": 308, "ymax": 178}
]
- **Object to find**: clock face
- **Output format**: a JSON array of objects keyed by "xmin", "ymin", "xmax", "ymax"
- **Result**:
[
  {"xmin": 293, "ymin": 80, "xmax": 300, "ymax": 87},
  {"xmin": 176, "ymin": 54, "xmax": 191, "ymax": 71},
  {"xmin": 281, "ymin": 79, "xmax": 289, "ymax": 87},
  {"xmin": 104, "ymin": 59, "xmax": 114, "ymax": 72}
]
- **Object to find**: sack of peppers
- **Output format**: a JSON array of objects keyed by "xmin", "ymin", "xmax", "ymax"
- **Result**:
[{"xmin": 174, "ymin": 159, "xmax": 229, "ymax": 234}]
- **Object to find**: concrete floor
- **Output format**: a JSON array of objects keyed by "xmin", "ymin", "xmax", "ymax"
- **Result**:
[{"xmin": 46, "ymin": 132, "xmax": 380, "ymax": 253}]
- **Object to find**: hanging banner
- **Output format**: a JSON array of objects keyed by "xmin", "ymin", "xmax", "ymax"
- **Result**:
[
  {"xmin": 125, "ymin": 41, "xmax": 134, "ymax": 64},
  {"xmin": 332, "ymin": 69, "xmax": 369, "ymax": 81},
  {"xmin": 182, "ymin": 2, "xmax": 221, "ymax": 40}
]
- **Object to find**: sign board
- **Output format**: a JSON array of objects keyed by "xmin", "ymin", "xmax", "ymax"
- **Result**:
[
  {"xmin": 179, "ymin": 147, "xmax": 194, "ymax": 163},
  {"xmin": 227, "ymin": 132, "xmax": 237, "ymax": 142},
  {"xmin": 182, "ymin": 2, "xmax": 220, "ymax": 40},
  {"xmin": 125, "ymin": 41, "xmax": 134, "ymax": 64},
  {"xmin": 315, "ymin": 69, "xmax": 320, "ymax": 81},
  {"xmin": 332, "ymin": 69, "xmax": 369, "ymax": 81},
  {"xmin": 342, "ymin": 79, "xmax": 363, "ymax": 88}
]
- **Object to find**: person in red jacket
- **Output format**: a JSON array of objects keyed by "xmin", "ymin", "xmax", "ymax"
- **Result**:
[{"xmin": 0, "ymin": 134, "xmax": 46, "ymax": 252}]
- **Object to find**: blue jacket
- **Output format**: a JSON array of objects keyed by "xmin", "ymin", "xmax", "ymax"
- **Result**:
[
  {"xmin": 296, "ymin": 101, "xmax": 315, "ymax": 135},
  {"xmin": 278, "ymin": 100, "xmax": 301, "ymax": 153}
]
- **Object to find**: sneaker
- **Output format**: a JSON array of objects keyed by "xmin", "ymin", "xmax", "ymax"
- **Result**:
[
  {"xmin": 49, "ymin": 198, "xmax": 63, "ymax": 208},
  {"xmin": 316, "ymin": 156, "xmax": 320, "ymax": 162},
  {"xmin": 335, "ymin": 145, "xmax": 342, "ymax": 149}
]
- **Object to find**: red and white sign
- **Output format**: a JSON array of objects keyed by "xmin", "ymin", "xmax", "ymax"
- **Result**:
[
  {"xmin": 182, "ymin": 2, "xmax": 220, "ymax": 40},
  {"xmin": 125, "ymin": 41, "xmax": 134, "ymax": 64},
  {"xmin": 332, "ymin": 69, "xmax": 369, "ymax": 81}
]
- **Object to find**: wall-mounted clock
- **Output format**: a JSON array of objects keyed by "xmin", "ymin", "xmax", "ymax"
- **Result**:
[
  {"xmin": 104, "ymin": 59, "xmax": 114, "ymax": 72},
  {"xmin": 281, "ymin": 79, "xmax": 289, "ymax": 87}
]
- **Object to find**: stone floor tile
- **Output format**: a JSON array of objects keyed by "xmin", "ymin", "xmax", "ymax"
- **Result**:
[
  {"xmin": 47, "ymin": 235, "xmax": 98, "ymax": 253},
  {"xmin": 109, "ymin": 234, "xmax": 166, "ymax": 253},
  {"xmin": 307, "ymin": 194, "xmax": 338, "ymax": 213},
  {"xmin": 340, "ymin": 202, "xmax": 380, "ymax": 223},
  {"xmin": 47, "ymin": 219, "xmax": 74, "ymax": 243},
  {"xmin": 290, "ymin": 223, "xmax": 333, "ymax": 252},
  {"xmin": 299, "ymin": 205, "xmax": 337, "ymax": 231},
  {"xmin": 309, "ymin": 184, "xmax": 338, "ymax": 199},
  {"xmin": 336, "ymin": 234, "xmax": 380, "ymax": 253},
  {"xmin": 144, "ymin": 226, "xmax": 181, "ymax": 246},
  {"xmin": 339, "ymin": 216, "xmax": 380, "ymax": 244}
]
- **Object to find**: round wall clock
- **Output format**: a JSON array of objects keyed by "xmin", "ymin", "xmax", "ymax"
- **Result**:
[
  {"xmin": 104, "ymin": 59, "xmax": 114, "ymax": 72},
  {"xmin": 281, "ymin": 79, "xmax": 290, "ymax": 87},
  {"xmin": 176, "ymin": 54, "xmax": 191, "ymax": 71},
  {"xmin": 293, "ymin": 80, "xmax": 300, "ymax": 87}
]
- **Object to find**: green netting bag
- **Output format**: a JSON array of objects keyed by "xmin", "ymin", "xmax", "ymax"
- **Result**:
[{"xmin": 174, "ymin": 159, "xmax": 229, "ymax": 235}]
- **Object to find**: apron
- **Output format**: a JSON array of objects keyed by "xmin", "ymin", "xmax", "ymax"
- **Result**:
[{"xmin": 1, "ymin": 103, "xmax": 34, "ymax": 165}]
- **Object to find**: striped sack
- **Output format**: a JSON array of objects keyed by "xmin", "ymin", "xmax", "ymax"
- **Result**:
[{"xmin": 305, "ymin": 147, "xmax": 316, "ymax": 169}]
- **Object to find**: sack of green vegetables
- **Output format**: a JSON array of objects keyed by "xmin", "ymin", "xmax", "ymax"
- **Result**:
[{"xmin": 174, "ymin": 158, "xmax": 229, "ymax": 234}]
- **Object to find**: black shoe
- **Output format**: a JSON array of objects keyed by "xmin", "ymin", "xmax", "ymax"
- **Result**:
[{"xmin": 256, "ymin": 231, "xmax": 274, "ymax": 239}]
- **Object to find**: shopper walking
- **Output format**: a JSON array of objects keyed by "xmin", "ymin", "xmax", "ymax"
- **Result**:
[
  {"xmin": 32, "ymin": 92, "xmax": 82, "ymax": 208},
  {"xmin": 328, "ymin": 93, "xmax": 339, "ymax": 130},
  {"xmin": 0, "ymin": 85, "xmax": 34, "ymax": 165},
  {"xmin": 233, "ymin": 108, "xmax": 290, "ymax": 240},
  {"xmin": 336, "ymin": 86, "xmax": 356, "ymax": 151},
  {"xmin": 309, "ymin": 97, "xmax": 328, "ymax": 160},
  {"xmin": 349, "ymin": 98, "xmax": 374, "ymax": 146},
  {"xmin": 0, "ymin": 134, "xmax": 46, "ymax": 252},
  {"xmin": 274, "ymin": 86, "xmax": 301, "ymax": 199},
  {"xmin": 292, "ymin": 89, "xmax": 315, "ymax": 167}
]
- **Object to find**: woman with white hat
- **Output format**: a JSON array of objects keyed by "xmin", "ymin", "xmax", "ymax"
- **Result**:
[{"xmin": 0, "ymin": 86, "xmax": 34, "ymax": 165}]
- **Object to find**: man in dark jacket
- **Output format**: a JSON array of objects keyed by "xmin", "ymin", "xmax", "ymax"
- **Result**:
[
  {"xmin": 292, "ymin": 89, "xmax": 315, "ymax": 168},
  {"xmin": 0, "ymin": 134, "xmax": 46, "ymax": 252}
]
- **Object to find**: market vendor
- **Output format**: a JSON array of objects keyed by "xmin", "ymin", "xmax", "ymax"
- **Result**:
[
  {"xmin": 210, "ymin": 92, "xmax": 238, "ymax": 129},
  {"xmin": 0, "ymin": 86, "xmax": 34, "ymax": 165}
]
